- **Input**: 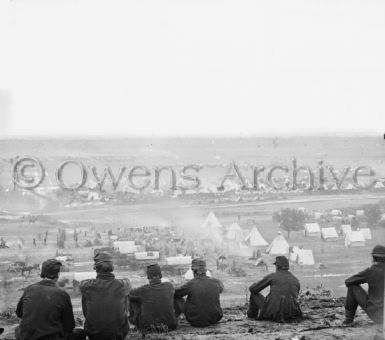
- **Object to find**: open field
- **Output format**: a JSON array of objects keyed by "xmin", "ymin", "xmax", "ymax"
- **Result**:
[{"xmin": 1, "ymin": 138, "xmax": 385, "ymax": 339}]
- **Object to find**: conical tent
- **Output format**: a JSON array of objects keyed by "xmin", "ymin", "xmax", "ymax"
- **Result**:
[
  {"xmin": 201, "ymin": 211, "xmax": 223, "ymax": 229},
  {"xmin": 345, "ymin": 231, "xmax": 365, "ymax": 247},
  {"xmin": 201, "ymin": 211, "xmax": 223, "ymax": 245},
  {"xmin": 245, "ymin": 227, "xmax": 268, "ymax": 247},
  {"xmin": 226, "ymin": 222, "xmax": 243, "ymax": 241},
  {"xmin": 266, "ymin": 233, "xmax": 289, "ymax": 255}
]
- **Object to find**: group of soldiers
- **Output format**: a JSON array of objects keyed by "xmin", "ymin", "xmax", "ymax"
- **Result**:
[{"xmin": 13, "ymin": 245, "xmax": 385, "ymax": 340}]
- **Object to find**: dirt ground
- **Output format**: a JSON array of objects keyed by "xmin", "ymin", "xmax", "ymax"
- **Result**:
[{"xmin": 1, "ymin": 297, "xmax": 382, "ymax": 340}]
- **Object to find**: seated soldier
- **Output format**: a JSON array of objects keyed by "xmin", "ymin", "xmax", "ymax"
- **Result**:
[
  {"xmin": 80, "ymin": 252, "xmax": 131, "ymax": 340},
  {"xmin": 129, "ymin": 264, "xmax": 178, "ymax": 332},
  {"xmin": 174, "ymin": 259, "xmax": 224, "ymax": 327},
  {"xmin": 15, "ymin": 259, "xmax": 84, "ymax": 340},
  {"xmin": 247, "ymin": 256, "xmax": 302, "ymax": 322},
  {"xmin": 343, "ymin": 245, "xmax": 385, "ymax": 326}
]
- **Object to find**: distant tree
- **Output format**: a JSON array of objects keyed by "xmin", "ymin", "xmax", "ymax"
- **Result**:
[
  {"xmin": 363, "ymin": 204, "xmax": 382, "ymax": 228},
  {"xmin": 273, "ymin": 208, "xmax": 306, "ymax": 239}
]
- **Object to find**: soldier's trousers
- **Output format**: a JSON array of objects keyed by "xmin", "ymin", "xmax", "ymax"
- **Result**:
[
  {"xmin": 247, "ymin": 292, "xmax": 265, "ymax": 319},
  {"xmin": 345, "ymin": 285, "xmax": 372, "ymax": 322},
  {"xmin": 173, "ymin": 297, "xmax": 187, "ymax": 317}
]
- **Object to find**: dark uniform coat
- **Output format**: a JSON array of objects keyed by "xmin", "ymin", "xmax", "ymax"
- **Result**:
[
  {"xmin": 345, "ymin": 262, "xmax": 385, "ymax": 324},
  {"xmin": 129, "ymin": 278, "xmax": 178, "ymax": 331},
  {"xmin": 249, "ymin": 270, "xmax": 302, "ymax": 322},
  {"xmin": 80, "ymin": 273, "xmax": 131, "ymax": 339},
  {"xmin": 16, "ymin": 279, "xmax": 75, "ymax": 340},
  {"xmin": 174, "ymin": 275, "xmax": 224, "ymax": 327}
]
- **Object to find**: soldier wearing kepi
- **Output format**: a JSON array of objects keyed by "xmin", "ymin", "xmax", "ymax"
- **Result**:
[
  {"xmin": 129, "ymin": 264, "xmax": 178, "ymax": 332},
  {"xmin": 343, "ymin": 244, "xmax": 385, "ymax": 326},
  {"xmin": 247, "ymin": 256, "xmax": 302, "ymax": 322},
  {"xmin": 174, "ymin": 259, "xmax": 224, "ymax": 327},
  {"xmin": 80, "ymin": 252, "xmax": 131, "ymax": 340},
  {"xmin": 15, "ymin": 259, "xmax": 84, "ymax": 340}
]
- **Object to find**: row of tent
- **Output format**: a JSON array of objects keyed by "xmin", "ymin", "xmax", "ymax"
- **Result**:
[{"xmin": 304, "ymin": 222, "xmax": 372, "ymax": 244}]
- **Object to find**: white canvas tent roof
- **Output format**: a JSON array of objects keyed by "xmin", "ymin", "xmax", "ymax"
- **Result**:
[
  {"xmin": 297, "ymin": 249, "xmax": 315, "ymax": 265},
  {"xmin": 244, "ymin": 227, "xmax": 268, "ymax": 247},
  {"xmin": 304, "ymin": 223, "xmax": 321, "ymax": 236},
  {"xmin": 359, "ymin": 228, "xmax": 372, "ymax": 240},
  {"xmin": 113, "ymin": 241, "xmax": 137, "ymax": 254},
  {"xmin": 374, "ymin": 181, "xmax": 384, "ymax": 189},
  {"xmin": 321, "ymin": 227, "xmax": 339, "ymax": 240},
  {"xmin": 345, "ymin": 231, "xmax": 365, "ymax": 247},
  {"xmin": 341, "ymin": 224, "xmax": 352, "ymax": 236},
  {"xmin": 201, "ymin": 212, "xmax": 222, "ymax": 230},
  {"xmin": 331, "ymin": 209, "xmax": 342, "ymax": 216},
  {"xmin": 314, "ymin": 212, "xmax": 323, "ymax": 219},
  {"xmin": 356, "ymin": 210, "xmax": 365, "ymax": 217},
  {"xmin": 266, "ymin": 233, "xmax": 289, "ymax": 255},
  {"xmin": 226, "ymin": 223, "xmax": 243, "ymax": 241}
]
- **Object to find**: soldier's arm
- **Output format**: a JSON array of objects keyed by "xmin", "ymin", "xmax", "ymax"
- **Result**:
[
  {"xmin": 129, "ymin": 286, "xmax": 145, "ymax": 302},
  {"xmin": 345, "ymin": 268, "xmax": 369, "ymax": 287},
  {"xmin": 62, "ymin": 293, "xmax": 75, "ymax": 334},
  {"xmin": 249, "ymin": 274, "xmax": 273, "ymax": 294},
  {"xmin": 121, "ymin": 278, "xmax": 132, "ymax": 296},
  {"xmin": 213, "ymin": 278, "xmax": 224, "ymax": 293},
  {"xmin": 174, "ymin": 281, "xmax": 191, "ymax": 298},
  {"xmin": 16, "ymin": 294, "xmax": 24, "ymax": 318}
]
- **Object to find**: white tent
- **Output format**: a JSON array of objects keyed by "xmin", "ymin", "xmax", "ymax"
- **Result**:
[
  {"xmin": 374, "ymin": 181, "xmax": 385, "ymax": 189},
  {"xmin": 201, "ymin": 212, "xmax": 223, "ymax": 245},
  {"xmin": 321, "ymin": 227, "xmax": 339, "ymax": 240},
  {"xmin": 356, "ymin": 210, "xmax": 365, "ymax": 217},
  {"xmin": 304, "ymin": 223, "xmax": 321, "ymax": 237},
  {"xmin": 266, "ymin": 233, "xmax": 290, "ymax": 255},
  {"xmin": 113, "ymin": 241, "xmax": 137, "ymax": 254},
  {"xmin": 345, "ymin": 231, "xmax": 365, "ymax": 247},
  {"xmin": 201, "ymin": 211, "xmax": 223, "ymax": 229},
  {"xmin": 331, "ymin": 209, "xmax": 342, "ymax": 216},
  {"xmin": 244, "ymin": 227, "xmax": 268, "ymax": 247},
  {"xmin": 359, "ymin": 228, "xmax": 372, "ymax": 240},
  {"xmin": 297, "ymin": 249, "xmax": 315, "ymax": 265},
  {"xmin": 226, "ymin": 223, "xmax": 243, "ymax": 241},
  {"xmin": 314, "ymin": 212, "xmax": 323, "ymax": 219},
  {"xmin": 341, "ymin": 224, "xmax": 352, "ymax": 237}
]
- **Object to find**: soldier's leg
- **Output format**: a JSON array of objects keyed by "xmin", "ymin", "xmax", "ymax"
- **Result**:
[
  {"xmin": 247, "ymin": 293, "xmax": 264, "ymax": 319},
  {"xmin": 344, "ymin": 285, "xmax": 368, "ymax": 323},
  {"xmin": 14, "ymin": 325, "xmax": 21, "ymax": 340},
  {"xmin": 128, "ymin": 299, "xmax": 141, "ymax": 326},
  {"xmin": 67, "ymin": 327, "xmax": 86, "ymax": 340},
  {"xmin": 174, "ymin": 297, "xmax": 186, "ymax": 317}
]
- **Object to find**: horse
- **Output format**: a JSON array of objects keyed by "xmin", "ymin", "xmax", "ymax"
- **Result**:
[{"xmin": 21, "ymin": 264, "xmax": 40, "ymax": 277}]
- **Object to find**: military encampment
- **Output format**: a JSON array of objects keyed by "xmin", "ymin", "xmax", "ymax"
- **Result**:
[{"xmin": 0, "ymin": 138, "xmax": 385, "ymax": 340}]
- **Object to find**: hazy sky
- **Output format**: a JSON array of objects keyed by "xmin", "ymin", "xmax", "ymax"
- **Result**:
[{"xmin": 0, "ymin": 0, "xmax": 384, "ymax": 137}]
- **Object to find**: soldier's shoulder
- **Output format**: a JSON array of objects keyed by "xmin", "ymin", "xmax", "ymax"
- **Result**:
[
  {"xmin": 79, "ymin": 279, "xmax": 96, "ymax": 290},
  {"xmin": 115, "ymin": 278, "xmax": 131, "ymax": 287}
]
